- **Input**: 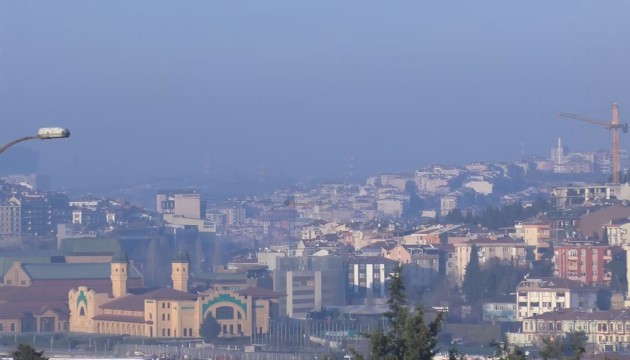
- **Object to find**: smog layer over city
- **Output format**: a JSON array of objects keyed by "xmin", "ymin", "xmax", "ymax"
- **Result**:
[{"xmin": 1, "ymin": 1, "xmax": 630, "ymax": 360}]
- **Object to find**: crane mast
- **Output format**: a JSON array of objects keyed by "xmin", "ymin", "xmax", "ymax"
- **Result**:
[{"xmin": 558, "ymin": 103, "xmax": 628, "ymax": 185}]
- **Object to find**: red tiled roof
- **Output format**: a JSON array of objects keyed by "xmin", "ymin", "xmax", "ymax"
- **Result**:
[{"xmin": 92, "ymin": 314, "xmax": 151, "ymax": 324}]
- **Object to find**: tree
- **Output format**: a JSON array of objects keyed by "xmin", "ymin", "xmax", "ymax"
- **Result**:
[
  {"xmin": 605, "ymin": 248, "xmax": 627, "ymax": 294},
  {"xmin": 601, "ymin": 228, "xmax": 609, "ymax": 245},
  {"xmin": 199, "ymin": 314, "xmax": 221, "ymax": 343},
  {"xmin": 12, "ymin": 344, "xmax": 48, "ymax": 360},
  {"xmin": 539, "ymin": 330, "xmax": 587, "ymax": 360},
  {"xmin": 462, "ymin": 244, "xmax": 483, "ymax": 303},
  {"xmin": 354, "ymin": 264, "xmax": 443, "ymax": 360},
  {"xmin": 490, "ymin": 336, "xmax": 527, "ymax": 360}
]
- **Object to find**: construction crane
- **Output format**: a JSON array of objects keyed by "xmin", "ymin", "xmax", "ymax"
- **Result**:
[{"xmin": 558, "ymin": 103, "xmax": 628, "ymax": 185}]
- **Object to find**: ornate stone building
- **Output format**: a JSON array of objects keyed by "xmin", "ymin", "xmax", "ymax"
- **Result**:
[{"xmin": 68, "ymin": 251, "xmax": 280, "ymax": 338}]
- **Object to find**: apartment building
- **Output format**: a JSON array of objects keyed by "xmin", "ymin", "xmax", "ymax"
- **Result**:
[
  {"xmin": 156, "ymin": 191, "xmax": 206, "ymax": 220},
  {"xmin": 553, "ymin": 244, "xmax": 612, "ymax": 286},
  {"xmin": 0, "ymin": 197, "xmax": 20, "ymax": 238},
  {"xmin": 514, "ymin": 220, "xmax": 550, "ymax": 247},
  {"xmin": 516, "ymin": 277, "xmax": 598, "ymax": 321},
  {"xmin": 346, "ymin": 256, "xmax": 397, "ymax": 304},
  {"xmin": 604, "ymin": 219, "xmax": 630, "ymax": 246},
  {"xmin": 454, "ymin": 237, "xmax": 528, "ymax": 285},
  {"xmin": 267, "ymin": 254, "xmax": 345, "ymax": 319}
]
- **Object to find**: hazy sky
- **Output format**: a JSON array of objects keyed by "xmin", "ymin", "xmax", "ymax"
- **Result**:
[{"xmin": 1, "ymin": 1, "xmax": 629, "ymax": 189}]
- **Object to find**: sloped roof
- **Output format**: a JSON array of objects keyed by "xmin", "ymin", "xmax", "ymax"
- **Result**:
[
  {"xmin": 21, "ymin": 263, "xmax": 141, "ymax": 280},
  {"xmin": 0, "ymin": 300, "xmax": 68, "ymax": 319},
  {"xmin": 100, "ymin": 288, "xmax": 197, "ymax": 311},
  {"xmin": 0, "ymin": 286, "xmax": 70, "ymax": 302}
]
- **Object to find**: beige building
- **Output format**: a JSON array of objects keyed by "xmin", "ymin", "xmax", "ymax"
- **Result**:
[
  {"xmin": 68, "ymin": 251, "xmax": 279, "ymax": 338},
  {"xmin": 509, "ymin": 309, "xmax": 630, "ymax": 352},
  {"xmin": 604, "ymin": 219, "xmax": 630, "ymax": 246},
  {"xmin": 514, "ymin": 221, "xmax": 551, "ymax": 247},
  {"xmin": 156, "ymin": 191, "xmax": 206, "ymax": 220},
  {"xmin": 453, "ymin": 237, "xmax": 528, "ymax": 285}
]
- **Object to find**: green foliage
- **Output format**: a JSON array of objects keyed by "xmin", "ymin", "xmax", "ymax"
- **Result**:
[
  {"xmin": 354, "ymin": 264, "xmax": 443, "ymax": 360},
  {"xmin": 462, "ymin": 244, "xmax": 483, "ymax": 303},
  {"xmin": 199, "ymin": 314, "xmax": 221, "ymax": 342},
  {"xmin": 490, "ymin": 336, "xmax": 527, "ymax": 360},
  {"xmin": 605, "ymin": 248, "xmax": 627, "ymax": 294},
  {"xmin": 539, "ymin": 330, "xmax": 587, "ymax": 360},
  {"xmin": 12, "ymin": 344, "xmax": 48, "ymax": 360},
  {"xmin": 441, "ymin": 199, "xmax": 550, "ymax": 230},
  {"xmin": 402, "ymin": 181, "xmax": 423, "ymax": 221}
]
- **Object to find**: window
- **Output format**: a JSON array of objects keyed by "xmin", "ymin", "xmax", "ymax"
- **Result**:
[
  {"xmin": 162, "ymin": 314, "xmax": 165, "ymax": 321},
  {"xmin": 162, "ymin": 303, "xmax": 165, "ymax": 309},
  {"xmin": 10, "ymin": 323, "xmax": 15, "ymax": 332},
  {"xmin": 216, "ymin": 306, "xmax": 235, "ymax": 320}
]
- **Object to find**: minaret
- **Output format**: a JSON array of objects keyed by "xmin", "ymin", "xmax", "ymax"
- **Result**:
[
  {"xmin": 171, "ymin": 250, "xmax": 190, "ymax": 292},
  {"xmin": 110, "ymin": 251, "xmax": 129, "ymax": 298}
]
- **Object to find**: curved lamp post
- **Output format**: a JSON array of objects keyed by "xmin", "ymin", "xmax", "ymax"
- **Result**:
[{"xmin": 0, "ymin": 127, "xmax": 70, "ymax": 155}]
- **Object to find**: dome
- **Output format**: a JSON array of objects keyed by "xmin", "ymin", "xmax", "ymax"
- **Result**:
[
  {"xmin": 172, "ymin": 250, "xmax": 190, "ymax": 263},
  {"xmin": 111, "ymin": 250, "xmax": 129, "ymax": 263}
]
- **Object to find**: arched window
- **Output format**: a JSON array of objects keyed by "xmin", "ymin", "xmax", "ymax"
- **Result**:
[
  {"xmin": 79, "ymin": 307, "xmax": 86, "ymax": 316},
  {"xmin": 167, "ymin": 329, "xmax": 171, "ymax": 337},
  {"xmin": 162, "ymin": 314, "xmax": 165, "ymax": 321},
  {"xmin": 189, "ymin": 328, "xmax": 193, "ymax": 336},
  {"xmin": 183, "ymin": 328, "xmax": 188, "ymax": 337},
  {"xmin": 215, "ymin": 306, "xmax": 234, "ymax": 320}
]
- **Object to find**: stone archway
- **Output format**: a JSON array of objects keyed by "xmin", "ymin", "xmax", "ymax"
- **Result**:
[{"xmin": 202, "ymin": 302, "xmax": 247, "ymax": 337}]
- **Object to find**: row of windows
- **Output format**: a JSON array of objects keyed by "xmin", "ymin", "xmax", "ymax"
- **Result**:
[{"xmin": 0, "ymin": 323, "xmax": 16, "ymax": 332}]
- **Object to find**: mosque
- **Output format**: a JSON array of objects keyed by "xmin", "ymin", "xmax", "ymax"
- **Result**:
[{"xmin": 68, "ymin": 251, "xmax": 280, "ymax": 338}]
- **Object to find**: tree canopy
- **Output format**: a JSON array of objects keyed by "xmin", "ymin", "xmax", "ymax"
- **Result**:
[
  {"xmin": 12, "ymin": 344, "xmax": 48, "ymax": 360},
  {"xmin": 462, "ymin": 244, "xmax": 483, "ymax": 303},
  {"xmin": 539, "ymin": 330, "xmax": 587, "ymax": 360},
  {"xmin": 199, "ymin": 314, "xmax": 222, "ymax": 342}
]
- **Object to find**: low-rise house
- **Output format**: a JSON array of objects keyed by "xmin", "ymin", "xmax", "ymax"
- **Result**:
[{"xmin": 483, "ymin": 294, "xmax": 517, "ymax": 323}]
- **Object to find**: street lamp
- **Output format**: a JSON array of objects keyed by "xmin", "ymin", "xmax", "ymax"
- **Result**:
[{"xmin": 0, "ymin": 127, "xmax": 70, "ymax": 155}]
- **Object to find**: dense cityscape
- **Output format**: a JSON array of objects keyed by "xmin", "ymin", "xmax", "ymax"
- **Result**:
[
  {"xmin": 0, "ymin": 135, "xmax": 629, "ymax": 359},
  {"xmin": 3, "ymin": 1, "xmax": 630, "ymax": 360}
]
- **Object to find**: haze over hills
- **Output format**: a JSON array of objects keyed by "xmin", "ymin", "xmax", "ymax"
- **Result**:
[{"xmin": 2, "ymin": 1, "xmax": 630, "ymax": 190}]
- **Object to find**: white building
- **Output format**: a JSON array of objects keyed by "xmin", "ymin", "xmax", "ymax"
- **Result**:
[{"xmin": 516, "ymin": 277, "xmax": 598, "ymax": 321}]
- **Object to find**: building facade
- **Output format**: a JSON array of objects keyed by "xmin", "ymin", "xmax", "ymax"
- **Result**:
[
  {"xmin": 553, "ymin": 244, "xmax": 612, "ymax": 286},
  {"xmin": 509, "ymin": 309, "xmax": 630, "ymax": 352},
  {"xmin": 68, "ymin": 251, "xmax": 279, "ymax": 338},
  {"xmin": 516, "ymin": 278, "xmax": 598, "ymax": 321}
]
